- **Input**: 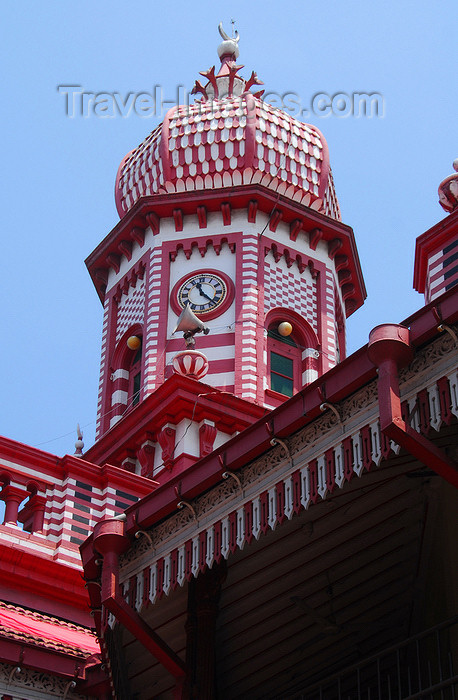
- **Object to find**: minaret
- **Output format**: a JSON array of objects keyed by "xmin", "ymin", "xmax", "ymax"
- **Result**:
[{"xmin": 85, "ymin": 26, "xmax": 365, "ymax": 478}]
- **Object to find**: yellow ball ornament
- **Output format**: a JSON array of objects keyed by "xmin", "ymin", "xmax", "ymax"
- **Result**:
[
  {"xmin": 127, "ymin": 335, "xmax": 141, "ymax": 351},
  {"xmin": 278, "ymin": 322, "xmax": 293, "ymax": 337}
]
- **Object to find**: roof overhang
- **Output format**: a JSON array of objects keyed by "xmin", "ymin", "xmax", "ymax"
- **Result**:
[
  {"xmin": 84, "ymin": 372, "xmax": 266, "ymax": 469},
  {"xmin": 80, "ymin": 287, "xmax": 458, "ymax": 698},
  {"xmin": 85, "ymin": 186, "xmax": 366, "ymax": 315},
  {"xmin": 81, "ymin": 286, "xmax": 457, "ymax": 554}
]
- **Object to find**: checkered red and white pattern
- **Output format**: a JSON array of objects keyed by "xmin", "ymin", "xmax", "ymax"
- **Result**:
[
  {"xmin": 116, "ymin": 281, "xmax": 146, "ymax": 343},
  {"xmin": 323, "ymin": 169, "xmax": 341, "ymax": 220},
  {"xmin": 115, "ymin": 96, "xmax": 339, "ymax": 221},
  {"xmin": 116, "ymin": 124, "xmax": 163, "ymax": 213},
  {"xmin": 264, "ymin": 258, "xmax": 317, "ymax": 333}
]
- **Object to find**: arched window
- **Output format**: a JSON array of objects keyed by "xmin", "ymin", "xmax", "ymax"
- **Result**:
[
  {"xmin": 268, "ymin": 326, "xmax": 301, "ymax": 397},
  {"xmin": 128, "ymin": 338, "xmax": 142, "ymax": 407},
  {"xmin": 265, "ymin": 309, "xmax": 320, "ymax": 400},
  {"xmin": 109, "ymin": 325, "xmax": 143, "ymax": 427}
]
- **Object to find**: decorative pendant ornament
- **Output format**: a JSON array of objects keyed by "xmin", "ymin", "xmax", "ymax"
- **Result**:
[
  {"xmin": 172, "ymin": 350, "xmax": 209, "ymax": 380},
  {"xmin": 127, "ymin": 335, "xmax": 141, "ymax": 351},
  {"xmin": 278, "ymin": 321, "xmax": 293, "ymax": 337}
]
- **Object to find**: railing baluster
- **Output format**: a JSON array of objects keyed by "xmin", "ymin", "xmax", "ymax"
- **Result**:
[
  {"xmin": 377, "ymin": 657, "xmax": 381, "ymax": 700},
  {"xmin": 397, "ymin": 648, "xmax": 402, "ymax": 700},
  {"xmin": 416, "ymin": 638, "xmax": 422, "ymax": 694}
]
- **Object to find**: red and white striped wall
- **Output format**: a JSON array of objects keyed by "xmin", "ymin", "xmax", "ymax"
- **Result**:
[
  {"xmin": 425, "ymin": 239, "xmax": 458, "ymax": 303},
  {"xmin": 95, "ymin": 204, "xmax": 354, "ymax": 437}
]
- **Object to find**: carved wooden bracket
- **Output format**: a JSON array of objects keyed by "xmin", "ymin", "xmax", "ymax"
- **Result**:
[
  {"xmin": 269, "ymin": 209, "xmax": 283, "ymax": 233},
  {"xmin": 137, "ymin": 441, "xmax": 156, "ymax": 478},
  {"xmin": 341, "ymin": 283, "xmax": 355, "ymax": 301},
  {"xmin": 334, "ymin": 254, "xmax": 349, "ymax": 272},
  {"xmin": 328, "ymin": 238, "xmax": 343, "ymax": 260},
  {"xmin": 197, "ymin": 205, "xmax": 207, "ymax": 229},
  {"xmin": 131, "ymin": 226, "xmax": 145, "ymax": 247},
  {"xmin": 199, "ymin": 422, "xmax": 218, "ymax": 458},
  {"xmin": 157, "ymin": 426, "xmax": 176, "ymax": 470},
  {"xmin": 95, "ymin": 268, "xmax": 108, "ymax": 285},
  {"xmin": 248, "ymin": 199, "xmax": 258, "ymax": 223},
  {"xmin": 106, "ymin": 253, "xmax": 121, "ymax": 274},
  {"xmin": 309, "ymin": 228, "xmax": 323, "ymax": 251},
  {"xmin": 173, "ymin": 208, "xmax": 183, "ymax": 232},
  {"xmin": 345, "ymin": 298, "xmax": 358, "ymax": 316},
  {"xmin": 289, "ymin": 219, "xmax": 302, "ymax": 241},
  {"xmin": 221, "ymin": 202, "xmax": 231, "ymax": 226},
  {"xmin": 145, "ymin": 212, "xmax": 160, "ymax": 235},
  {"xmin": 118, "ymin": 240, "xmax": 132, "ymax": 262},
  {"xmin": 338, "ymin": 269, "xmax": 352, "ymax": 286},
  {"xmin": 120, "ymin": 449, "xmax": 137, "ymax": 473}
]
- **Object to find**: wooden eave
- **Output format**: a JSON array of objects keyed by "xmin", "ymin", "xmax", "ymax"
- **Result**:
[
  {"xmin": 82, "ymin": 285, "xmax": 456, "ymax": 541},
  {"xmin": 84, "ymin": 373, "xmax": 267, "ymax": 468}
]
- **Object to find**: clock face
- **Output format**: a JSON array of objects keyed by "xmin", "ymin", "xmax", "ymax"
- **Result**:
[
  {"xmin": 178, "ymin": 273, "xmax": 227, "ymax": 314},
  {"xmin": 170, "ymin": 269, "xmax": 235, "ymax": 321}
]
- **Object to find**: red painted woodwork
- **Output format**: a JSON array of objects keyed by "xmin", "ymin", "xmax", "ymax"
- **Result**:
[
  {"xmin": 368, "ymin": 323, "xmax": 458, "ymax": 487},
  {"xmin": 199, "ymin": 422, "xmax": 217, "ymax": 458},
  {"xmin": 158, "ymin": 426, "xmax": 176, "ymax": 470},
  {"xmin": 92, "ymin": 517, "xmax": 186, "ymax": 680}
]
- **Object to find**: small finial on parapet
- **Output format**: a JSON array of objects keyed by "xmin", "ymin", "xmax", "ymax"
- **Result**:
[
  {"xmin": 438, "ymin": 159, "xmax": 458, "ymax": 212},
  {"xmin": 74, "ymin": 424, "xmax": 84, "ymax": 457}
]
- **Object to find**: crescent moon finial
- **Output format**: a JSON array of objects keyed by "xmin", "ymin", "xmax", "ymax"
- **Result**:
[
  {"xmin": 217, "ymin": 22, "xmax": 240, "ymax": 60},
  {"xmin": 218, "ymin": 22, "xmax": 230, "ymax": 41}
]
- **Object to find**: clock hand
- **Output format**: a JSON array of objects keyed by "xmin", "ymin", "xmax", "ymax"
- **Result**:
[{"xmin": 196, "ymin": 283, "xmax": 215, "ymax": 304}]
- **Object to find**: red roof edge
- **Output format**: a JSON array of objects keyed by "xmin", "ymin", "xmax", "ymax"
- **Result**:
[{"xmin": 122, "ymin": 285, "xmax": 458, "ymax": 534}]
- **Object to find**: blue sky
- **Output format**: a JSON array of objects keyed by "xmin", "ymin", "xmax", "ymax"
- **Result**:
[{"xmin": 1, "ymin": 1, "xmax": 456, "ymax": 457}]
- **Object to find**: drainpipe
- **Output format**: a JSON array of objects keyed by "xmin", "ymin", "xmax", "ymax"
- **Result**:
[
  {"xmin": 367, "ymin": 323, "xmax": 458, "ymax": 488},
  {"xmin": 92, "ymin": 517, "xmax": 186, "ymax": 695}
]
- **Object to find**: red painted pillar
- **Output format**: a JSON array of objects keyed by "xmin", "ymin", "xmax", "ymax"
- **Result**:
[
  {"xmin": 31, "ymin": 495, "xmax": 47, "ymax": 533},
  {"xmin": 18, "ymin": 494, "xmax": 47, "ymax": 533},
  {"xmin": 1, "ymin": 485, "xmax": 27, "ymax": 525},
  {"xmin": 184, "ymin": 562, "xmax": 226, "ymax": 699}
]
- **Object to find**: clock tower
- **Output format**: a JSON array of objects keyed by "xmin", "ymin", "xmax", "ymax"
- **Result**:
[{"xmin": 84, "ymin": 26, "xmax": 365, "ymax": 481}]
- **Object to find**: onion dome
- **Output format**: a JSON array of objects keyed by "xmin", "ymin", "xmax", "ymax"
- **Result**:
[
  {"xmin": 438, "ymin": 159, "xmax": 458, "ymax": 212},
  {"xmin": 115, "ymin": 25, "xmax": 340, "ymax": 221}
]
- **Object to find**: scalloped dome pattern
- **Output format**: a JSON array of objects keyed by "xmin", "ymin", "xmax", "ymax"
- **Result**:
[{"xmin": 115, "ymin": 96, "xmax": 341, "ymax": 221}]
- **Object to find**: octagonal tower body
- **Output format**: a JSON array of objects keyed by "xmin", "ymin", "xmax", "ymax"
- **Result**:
[{"xmin": 87, "ymin": 33, "xmax": 365, "ymax": 446}]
